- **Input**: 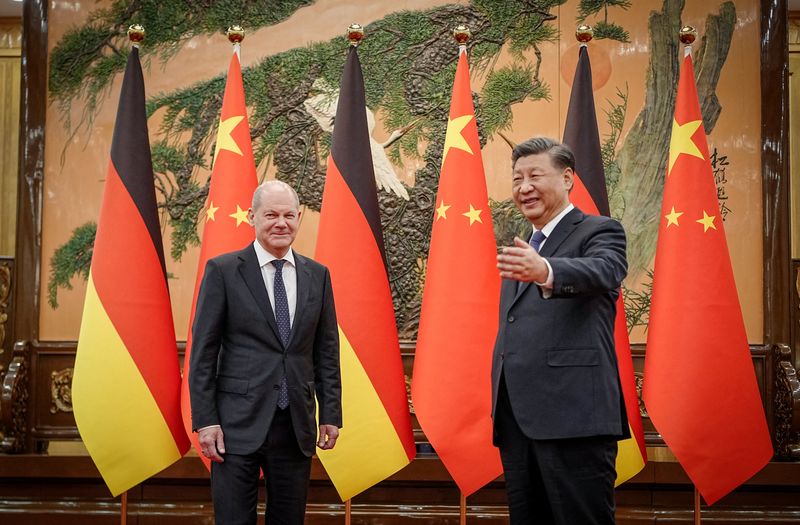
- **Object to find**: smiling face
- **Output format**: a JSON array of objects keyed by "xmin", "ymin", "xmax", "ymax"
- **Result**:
[
  {"xmin": 511, "ymin": 152, "xmax": 573, "ymax": 230},
  {"xmin": 248, "ymin": 184, "xmax": 301, "ymax": 258}
]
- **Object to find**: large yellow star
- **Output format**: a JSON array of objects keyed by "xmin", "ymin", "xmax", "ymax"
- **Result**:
[
  {"xmin": 462, "ymin": 204, "xmax": 483, "ymax": 225},
  {"xmin": 212, "ymin": 115, "xmax": 245, "ymax": 169},
  {"xmin": 206, "ymin": 200, "xmax": 219, "ymax": 222},
  {"xmin": 668, "ymin": 118, "xmax": 704, "ymax": 174},
  {"xmin": 664, "ymin": 206, "xmax": 683, "ymax": 227},
  {"xmin": 441, "ymin": 115, "xmax": 474, "ymax": 166},
  {"xmin": 696, "ymin": 210, "xmax": 717, "ymax": 232},
  {"xmin": 229, "ymin": 204, "xmax": 249, "ymax": 227},
  {"xmin": 436, "ymin": 200, "xmax": 451, "ymax": 220}
]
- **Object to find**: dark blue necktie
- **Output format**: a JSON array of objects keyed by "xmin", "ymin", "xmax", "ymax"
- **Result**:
[
  {"xmin": 530, "ymin": 230, "xmax": 546, "ymax": 253},
  {"xmin": 271, "ymin": 259, "xmax": 290, "ymax": 409}
]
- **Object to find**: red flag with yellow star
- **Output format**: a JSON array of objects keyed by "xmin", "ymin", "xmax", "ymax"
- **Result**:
[
  {"xmin": 563, "ymin": 44, "xmax": 646, "ymax": 486},
  {"xmin": 643, "ymin": 49, "xmax": 772, "ymax": 505},
  {"xmin": 180, "ymin": 47, "xmax": 258, "ymax": 467},
  {"xmin": 411, "ymin": 47, "xmax": 502, "ymax": 496}
]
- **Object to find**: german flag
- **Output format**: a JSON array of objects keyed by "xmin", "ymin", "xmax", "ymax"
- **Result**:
[
  {"xmin": 563, "ymin": 44, "xmax": 646, "ymax": 486},
  {"xmin": 411, "ymin": 46, "xmax": 503, "ymax": 496},
  {"xmin": 314, "ymin": 44, "xmax": 415, "ymax": 501},
  {"xmin": 179, "ymin": 46, "xmax": 258, "ymax": 467},
  {"xmin": 73, "ymin": 47, "xmax": 189, "ymax": 497},
  {"xmin": 643, "ymin": 47, "xmax": 771, "ymax": 505}
]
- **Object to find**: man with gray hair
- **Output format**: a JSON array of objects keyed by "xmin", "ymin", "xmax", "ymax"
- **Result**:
[
  {"xmin": 190, "ymin": 180, "xmax": 341, "ymax": 524},
  {"xmin": 493, "ymin": 137, "xmax": 629, "ymax": 524}
]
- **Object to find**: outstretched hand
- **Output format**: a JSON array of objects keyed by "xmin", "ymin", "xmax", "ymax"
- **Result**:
[{"xmin": 497, "ymin": 236, "xmax": 549, "ymax": 283}]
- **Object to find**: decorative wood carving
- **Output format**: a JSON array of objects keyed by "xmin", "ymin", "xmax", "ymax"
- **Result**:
[
  {"xmin": 0, "ymin": 258, "xmax": 10, "ymax": 354},
  {"xmin": 774, "ymin": 344, "xmax": 800, "ymax": 458},
  {"xmin": 0, "ymin": 340, "xmax": 29, "ymax": 452},
  {"xmin": 49, "ymin": 367, "xmax": 72, "ymax": 414},
  {"xmin": 633, "ymin": 372, "xmax": 647, "ymax": 417}
]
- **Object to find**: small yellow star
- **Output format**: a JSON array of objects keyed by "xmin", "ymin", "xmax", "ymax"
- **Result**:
[
  {"xmin": 665, "ymin": 206, "xmax": 683, "ymax": 227},
  {"xmin": 668, "ymin": 118, "xmax": 704, "ymax": 174},
  {"xmin": 229, "ymin": 204, "xmax": 249, "ymax": 227},
  {"xmin": 462, "ymin": 204, "xmax": 483, "ymax": 225},
  {"xmin": 441, "ymin": 114, "xmax": 474, "ymax": 166},
  {"xmin": 696, "ymin": 210, "xmax": 717, "ymax": 232},
  {"xmin": 212, "ymin": 115, "xmax": 245, "ymax": 169},
  {"xmin": 436, "ymin": 200, "xmax": 451, "ymax": 220},
  {"xmin": 206, "ymin": 201, "xmax": 219, "ymax": 222}
]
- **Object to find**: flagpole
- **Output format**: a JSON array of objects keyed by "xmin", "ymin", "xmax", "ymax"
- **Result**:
[
  {"xmin": 694, "ymin": 486, "xmax": 701, "ymax": 524},
  {"xmin": 120, "ymin": 491, "xmax": 128, "ymax": 525},
  {"xmin": 345, "ymin": 498, "xmax": 352, "ymax": 525},
  {"xmin": 681, "ymin": 27, "xmax": 702, "ymax": 525},
  {"xmin": 120, "ymin": 28, "xmax": 143, "ymax": 525},
  {"xmin": 459, "ymin": 492, "xmax": 466, "ymax": 525}
]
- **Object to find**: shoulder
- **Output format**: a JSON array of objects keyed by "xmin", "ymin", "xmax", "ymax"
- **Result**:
[
  {"xmin": 574, "ymin": 210, "xmax": 623, "ymax": 232},
  {"xmin": 293, "ymin": 252, "xmax": 330, "ymax": 274},
  {"xmin": 208, "ymin": 244, "xmax": 254, "ymax": 268}
]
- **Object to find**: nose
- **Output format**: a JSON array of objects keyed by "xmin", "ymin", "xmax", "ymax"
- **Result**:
[{"xmin": 519, "ymin": 179, "xmax": 535, "ymax": 193}]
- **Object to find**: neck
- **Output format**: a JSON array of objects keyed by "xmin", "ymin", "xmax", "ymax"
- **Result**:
[
  {"xmin": 533, "ymin": 201, "xmax": 570, "ymax": 230},
  {"xmin": 259, "ymin": 241, "xmax": 290, "ymax": 259}
]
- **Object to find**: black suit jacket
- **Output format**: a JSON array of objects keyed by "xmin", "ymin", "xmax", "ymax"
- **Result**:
[
  {"xmin": 492, "ymin": 207, "xmax": 629, "ymax": 441},
  {"xmin": 189, "ymin": 244, "xmax": 341, "ymax": 457}
]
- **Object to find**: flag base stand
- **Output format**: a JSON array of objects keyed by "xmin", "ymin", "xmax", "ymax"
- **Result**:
[
  {"xmin": 694, "ymin": 487, "xmax": 701, "ymax": 524},
  {"xmin": 120, "ymin": 490, "xmax": 128, "ymax": 525},
  {"xmin": 460, "ymin": 492, "xmax": 466, "ymax": 525}
]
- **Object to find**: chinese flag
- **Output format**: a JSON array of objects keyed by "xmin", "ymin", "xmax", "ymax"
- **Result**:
[
  {"xmin": 179, "ymin": 46, "xmax": 258, "ymax": 466},
  {"xmin": 73, "ymin": 47, "xmax": 189, "ymax": 496},
  {"xmin": 411, "ymin": 47, "xmax": 503, "ymax": 496},
  {"xmin": 643, "ymin": 49, "xmax": 772, "ymax": 505},
  {"xmin": 315, "ymin": 44, "xmax": 415, "ymax": 501},
  {"xmin": 563, "ymin": 44, "xmax": 646, "ymax": 486}
]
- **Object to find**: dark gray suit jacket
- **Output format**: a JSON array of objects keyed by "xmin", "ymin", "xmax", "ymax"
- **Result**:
[
  {"xmin": 189, "ymin": 244, "xmax": 341, "ymax": 457},
  {"xmin": 492, "ymin": 207, "xmax": 629, "ymax": 441}
]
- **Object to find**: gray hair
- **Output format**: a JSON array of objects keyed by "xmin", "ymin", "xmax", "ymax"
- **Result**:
[
  {"xmin": 251, "ymin": 180, "xmax": 300, "ymax": 210},
  {"xmin": 511, "ymin": 137, "xmax": 575, "ymax": 171}
]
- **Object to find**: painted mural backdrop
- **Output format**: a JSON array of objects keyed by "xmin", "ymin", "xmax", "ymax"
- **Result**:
[{"xmin": 41, "ymin": 0, "xmax": 763, "ymax": 343}]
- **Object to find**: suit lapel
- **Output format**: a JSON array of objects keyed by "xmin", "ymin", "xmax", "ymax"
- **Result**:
[
  {"xmin": 509, "ymin": 207, "xmax": 585, "ymax": 306},
  {"xmin": 237, "ymin": 245, "xmax": 281, "ymax": 341},
  {"xmin": 538, "ymin": 207, "xmax": 584, "ymax": 258},
  {"xmin": 290, "ymin": 252, "xmax": 312, "ymax": 348}
]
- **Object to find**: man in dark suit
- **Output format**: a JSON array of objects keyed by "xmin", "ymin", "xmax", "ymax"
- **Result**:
[
  {"xmin": 189, "ymin": 180, "xmax": 341, "ymax": 525},
  {"xmin": 493, "ymin": 137, "xmax": 628, "ymax": 524}
]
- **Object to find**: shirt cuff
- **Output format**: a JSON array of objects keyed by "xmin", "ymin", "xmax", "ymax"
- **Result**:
[
  {"xmin": 197, "ymin": 424, "xmax": 221, "ymax": 433},
  {"xmin": 535, "ymin": 258, "xmax": 554, "ymax": 299}
]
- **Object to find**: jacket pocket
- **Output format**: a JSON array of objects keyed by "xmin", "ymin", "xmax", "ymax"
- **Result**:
[
  {"xmin": 546, "ymin": 348, "xmax": 599, "ymax": 367},
  {"xmin": 216, "ymin": 376, "xmax": 249, "ymax": 394}
]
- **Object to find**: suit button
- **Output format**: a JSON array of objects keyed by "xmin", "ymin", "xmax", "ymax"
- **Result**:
[
  {"xmin": 508, "ymin": 315, "xmax": 515, "ymax": 323},
  {"xmin": 273, "ymin": 385, "xmax": 280, "ymax": 390}
]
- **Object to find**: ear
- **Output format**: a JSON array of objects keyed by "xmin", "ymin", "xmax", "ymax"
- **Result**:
[
  {"xmin": 247, "ymin": 208, "xmax": 255, "ymax": 226},
  {"xmin": 563, "ymin": 167, "xmax": 574, "ymax": 191}
]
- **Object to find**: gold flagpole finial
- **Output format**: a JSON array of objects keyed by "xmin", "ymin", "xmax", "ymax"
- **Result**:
[
  {"xmin": 679, "ymin": 26, "xmax": 697, "ymax": 45},
  {"xmin": 453, "ymin": 25, "xmax": 471, "ymax": 45},
  {"xmin": 127, "ymin": 24, "xmax": 145, "ymax": 47},
  {"xmin": 226, "ymin": 26, "xmax": 245, "ymax": 45},
  {"xmin": 347, "ymin": 24, "xmax": 364, "ymax": 47},
  {"xmin": 576, "ymin": 24, "xmax": 593, "ymax": 43}
]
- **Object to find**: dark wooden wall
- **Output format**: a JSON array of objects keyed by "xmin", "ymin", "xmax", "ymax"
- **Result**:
[{"xmin": 1, "ymin": 0, "xmax": 800, "ymax": 523}]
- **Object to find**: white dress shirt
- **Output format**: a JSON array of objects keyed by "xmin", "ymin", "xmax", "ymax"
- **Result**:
[
  {"xmin": 253, "ymin": 240, "xmax": 297, "ymax": 327},
  {"xmin": 532, "ymin": 203, "xmax": 574, "ymax": 297}
]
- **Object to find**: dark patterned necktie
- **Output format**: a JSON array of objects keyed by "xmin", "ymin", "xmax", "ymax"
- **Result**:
[
  {"xmin": 271, "ymin": 259, "xmax": 290, "ymax": 409},
  {"xmin": 530, "ymin": 230, "xmax": 546, "ymax": 252}
]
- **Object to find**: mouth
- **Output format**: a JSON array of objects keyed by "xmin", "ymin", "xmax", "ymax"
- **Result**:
[{"xmin": 520, "ymin": 196, "xmax": 540, "ymax": 208}]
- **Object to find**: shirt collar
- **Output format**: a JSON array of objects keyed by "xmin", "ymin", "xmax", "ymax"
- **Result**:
[
  {"xmin": 536, "ymin": 203, "xmax": 575, "ymax": 239},
  {"xmin": 253, "ymin": 240, "xmax": 295, "ymax": 269}
]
